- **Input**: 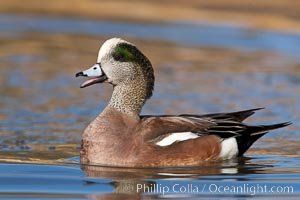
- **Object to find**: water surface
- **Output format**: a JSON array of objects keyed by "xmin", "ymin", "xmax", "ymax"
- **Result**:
[{"xmin": 1, "ymin": 14, "xmax": 300, "ymax": 60}]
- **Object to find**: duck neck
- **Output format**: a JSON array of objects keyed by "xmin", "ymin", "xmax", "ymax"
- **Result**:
[{"xmin": 107, "ymin": 79, "xmax": 150, "ymax": 115}]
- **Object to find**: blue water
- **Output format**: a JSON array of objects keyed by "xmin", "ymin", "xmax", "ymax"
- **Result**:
[
  {"xmin": 1, "ymin": 14, "xmax": 300, "ymax": 60},
  {"xmin": 0, "ymin": 160, "xmax": 299, "ymax": 199}
]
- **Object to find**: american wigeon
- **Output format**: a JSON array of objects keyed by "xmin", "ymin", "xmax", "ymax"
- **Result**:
[{"xmin": 76, "ymin": 38, "xmax": 291, "ymax": 167}]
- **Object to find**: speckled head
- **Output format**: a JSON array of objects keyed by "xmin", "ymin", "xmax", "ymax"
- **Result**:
[{"xmin": 76, "ymin": 38, "xmax": 155, "ymax": 113}]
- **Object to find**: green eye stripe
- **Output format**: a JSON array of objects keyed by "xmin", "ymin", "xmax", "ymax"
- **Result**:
[{"xmin": 113, "ymin": 44, "xmax": 137, "ymax": 62}]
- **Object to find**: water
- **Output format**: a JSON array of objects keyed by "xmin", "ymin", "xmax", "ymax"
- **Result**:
[
  {"xmin": 1, "ymin": 14, "xmax": 300, "ymax": 60},
  {"xmin": 0, "ymin": 14, "xmax": 299, "ymax": 199}
]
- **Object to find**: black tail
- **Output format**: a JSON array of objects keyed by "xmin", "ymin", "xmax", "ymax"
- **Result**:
[
  {"xmin": 236, "ymin": 122, "xmax": 292, "ymax": 156},
  {"xmin": 178, "ymin": 108, "xmax": 291, "ymax": 156},
  {"xmin": 199, "ymin": 108, "xmax": 264, "ymax": 122}
]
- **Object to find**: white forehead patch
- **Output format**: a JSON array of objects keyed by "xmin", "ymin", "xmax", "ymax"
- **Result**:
[{"xmin": 97, "ymin": 38, "xmax": 125, "ymax": 63}]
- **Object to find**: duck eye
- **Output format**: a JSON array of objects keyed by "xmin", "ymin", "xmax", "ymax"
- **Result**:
[{"xmin": 93, "ymin": 67, "xmax": 97, "ymax": 70}]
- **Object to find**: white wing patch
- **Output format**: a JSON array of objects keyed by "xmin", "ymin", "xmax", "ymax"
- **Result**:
[
  {"xmin": 220, "ymin": 137, "xmax": 239, "ymax": 160},
  {"xmin": 155, "ymin": 132, "xmax": 199, "ymax": 147}
]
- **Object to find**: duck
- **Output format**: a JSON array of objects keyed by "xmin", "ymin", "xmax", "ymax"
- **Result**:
[{"xmin": 75, "ymin": 37, "xmax": 291, "ymax": 167}]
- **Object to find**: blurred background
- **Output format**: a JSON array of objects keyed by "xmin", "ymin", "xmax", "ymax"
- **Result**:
[{"xmin": 0, "ymin": 0, "xmax": 299, "ymax": 170}]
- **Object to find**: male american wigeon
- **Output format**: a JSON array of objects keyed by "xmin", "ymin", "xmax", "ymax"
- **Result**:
[{"xmin": 76, "ymin": 38, "xmax": 290, "ymax": 167}]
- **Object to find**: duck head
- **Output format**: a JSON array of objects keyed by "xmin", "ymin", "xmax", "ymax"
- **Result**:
[{"xmin": 76, "ymin": 38, "xmax": 154, "ymax": 114}]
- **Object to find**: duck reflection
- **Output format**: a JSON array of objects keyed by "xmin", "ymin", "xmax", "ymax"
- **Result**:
[{"xmin": 80, "ymin": 157, "xmax": 268, "ymax": 199}]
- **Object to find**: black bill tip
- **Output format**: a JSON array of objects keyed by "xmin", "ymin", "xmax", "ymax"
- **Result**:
[{"xmin": 75, "ymin": 71, "xmax": 86, "ymax": 77}]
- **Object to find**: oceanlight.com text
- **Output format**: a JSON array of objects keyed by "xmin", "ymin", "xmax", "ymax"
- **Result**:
[
  {"xmin": 208, "ymin": 183, "xmax": 293, "ymax": 195},
  {"xmin": 135, "ymin": 183, "xmax": 294, "ymax": 196}
]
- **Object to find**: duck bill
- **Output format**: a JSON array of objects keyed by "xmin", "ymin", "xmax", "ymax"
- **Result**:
[{"xmin": 75, "ymin": 63, "xmax": 107, "ymax": 88}]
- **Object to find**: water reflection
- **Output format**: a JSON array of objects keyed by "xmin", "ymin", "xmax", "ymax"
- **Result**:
[
  {"xmin": 0, "ymin": 160, "xmax": 298, "ymax": 199},
  {"xmin": 79, "ymin": 157, "xmax": 299, "ymax": 199}
]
